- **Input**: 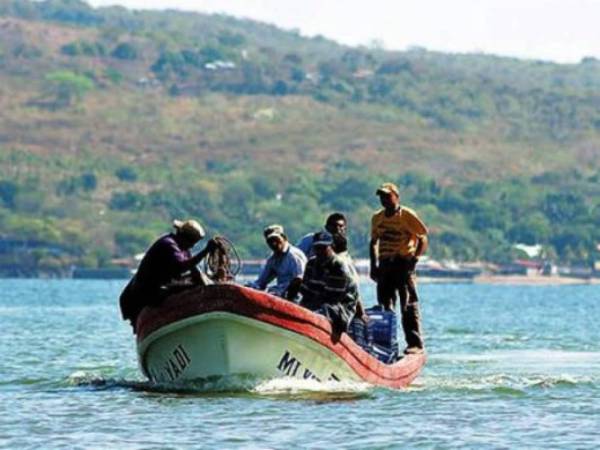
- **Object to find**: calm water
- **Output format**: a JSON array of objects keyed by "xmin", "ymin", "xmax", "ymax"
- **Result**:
[{"xmin": 1, "ymin": 279, "xmax": 599, "ymax": 449}]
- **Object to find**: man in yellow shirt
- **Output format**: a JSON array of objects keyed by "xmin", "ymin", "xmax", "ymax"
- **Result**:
[{"xmin": 369, "ymin": 182, "xmax": 428, "ymax": 354}]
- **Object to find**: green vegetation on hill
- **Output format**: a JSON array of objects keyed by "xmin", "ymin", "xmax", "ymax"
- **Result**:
[{"xmin": 0, "ymin": 0, "xmax": 599, "ymax": 275}]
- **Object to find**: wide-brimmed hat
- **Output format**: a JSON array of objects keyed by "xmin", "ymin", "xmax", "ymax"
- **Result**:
[
  {"xmin": 376, "ymin": 182, "xmax": 400, "ymax": 197},
  {"xmin": 173, "ymin": 219, "xmax": 205, "ymax": 242},
  {"xmin": 263, "ymin": 224, "xmax": 285, "ymax": 241}
]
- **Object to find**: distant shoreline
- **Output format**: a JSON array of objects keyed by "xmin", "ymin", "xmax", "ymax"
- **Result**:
[
  {"xmin": 368, "ymin": 274, "xmax": 600, "ymax": 286},
  {"xmin": 0, "ymin": 274, "xmax": 598, "ymax": 286},
  {"xmin": 472, "ymin": 274, "xmax": 600, "ymax": 286}
]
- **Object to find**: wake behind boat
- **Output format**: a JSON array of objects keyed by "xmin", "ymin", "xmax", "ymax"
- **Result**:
[{"xmin": 136, "ymin": 284, "xmax": 425, "ymax": 389}]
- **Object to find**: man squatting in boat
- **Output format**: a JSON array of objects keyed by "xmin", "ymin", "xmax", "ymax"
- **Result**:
[
  {"xmin": 247, "ymin": 224, "xmax": 307, "ymax": 301},
  {"xmin": 299, "ymin": 230, "xmax": 360, "ymax": 337},
  {"xmin": 296, "ymin": 212, "xmax": 368, "ymax": 322},
  {"xmin": 119, "ymin": 219, "xmax": 218, "ymax": 332},
  {"xmin": 370, "ymin": 182, "xmax": 429, "ymax": 355}
]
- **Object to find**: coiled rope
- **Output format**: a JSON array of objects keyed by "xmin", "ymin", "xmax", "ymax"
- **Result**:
[{"xmin": 203, "ymin": 236, "xmax": 242, "ymax": 282}]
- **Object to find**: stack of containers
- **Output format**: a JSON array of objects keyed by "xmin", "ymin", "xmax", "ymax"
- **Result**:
[
  {"xmin": 366, "ymin": 306, "xmax": 399, "ymax": 363},
  {"xmin": 347, "ymin": 316, "xmax": 373, "ymax": 352}
]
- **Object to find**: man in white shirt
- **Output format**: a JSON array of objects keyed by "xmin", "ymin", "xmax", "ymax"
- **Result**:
[{"xmin": 248, "ymin": 224, "xmax": 307, "ymax": 301}]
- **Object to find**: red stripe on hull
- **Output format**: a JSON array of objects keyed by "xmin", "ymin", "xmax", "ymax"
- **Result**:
[{"xmin": 136, "ymin": 284, "xmax": 426, "ymax": 389}]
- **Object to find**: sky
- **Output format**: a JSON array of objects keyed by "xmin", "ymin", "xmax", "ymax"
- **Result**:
[{"xmin": 87, "ymin": 0, "xmax": 600, "ymax": 63}]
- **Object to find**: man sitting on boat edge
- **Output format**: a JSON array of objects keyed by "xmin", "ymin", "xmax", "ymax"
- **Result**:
[
  {"xmin": 119, "ymin": 219, "xmax": 217, "ymax": 332},
  {"xmin": 299, "ymin": 231, "xmax": 360, "ymax": 338},
  {"xmin": 247, "ymin": 224, "xmax": 307, "ymax": 301}
]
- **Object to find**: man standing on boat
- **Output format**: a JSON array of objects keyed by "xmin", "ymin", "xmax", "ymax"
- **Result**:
[
  {"xmin": 247, "ymin": 224, "xmax": 307, "ymax": 301},
  {"xmin": 300, "ymin": 231, "xmax": 360, "ymax": 336},
  {"xmin": 370, "ymin": 182, "xmax": 428, "ymax": 354},
  {"xmin": 119, "ymin": 219, "xmax": 217, "ymax": 332}
]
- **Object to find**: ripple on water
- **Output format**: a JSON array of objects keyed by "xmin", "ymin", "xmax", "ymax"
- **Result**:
[{"xmin": 66, "ymin": 371, "xmax": 375, "ymax": 402}]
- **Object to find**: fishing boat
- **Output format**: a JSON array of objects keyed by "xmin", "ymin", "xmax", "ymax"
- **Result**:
[{"xmin": 135, "ymin": 284, "xmax": 426, "ymax": 389}]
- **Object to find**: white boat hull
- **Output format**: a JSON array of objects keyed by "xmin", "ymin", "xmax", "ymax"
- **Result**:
[{"xmin": 139, "ymin": 312, "xmax": 359, "ymax": 384}]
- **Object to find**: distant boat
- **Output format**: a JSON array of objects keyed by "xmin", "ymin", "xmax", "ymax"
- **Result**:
[{"xmin": 135, "ymin": 284, "xmax": 425, "ymax": 389}]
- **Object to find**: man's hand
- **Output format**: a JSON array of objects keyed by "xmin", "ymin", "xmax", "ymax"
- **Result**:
[
  {"xmin": 205, "ymin": 238, "xmax": 219, "ymax": 253},
  {"xmin": 369, "ymin": 266, "xmax": 379, "ymax": 282},
  {"xmin": 285, "ymin": 277, "xmax": 302, "ymax": 301},
  {"xmin": 409, "ymin": 256, "xmax": 419, "ymax": 271},
  {"xmin": 356, "ymin": 300, "xmax": 369, "ymax": 323},
  {"xmin": 369, "ymin": 239, "xmax": 379, "ymax": 283},
  {"xmin": 415, "ymin": 235, "xmax": 428, "ymax": 257}
]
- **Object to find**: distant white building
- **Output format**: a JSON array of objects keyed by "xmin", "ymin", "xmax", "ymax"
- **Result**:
[
  {"xmin": 514, "ymin": 243, "xmax": 543, "ymax": 258},
  {"xmin": 352, "ymin": 69, "xmax": 374, "ymax": 79},
  {"xmin": 204, "ymin": 60, "xmax": 236, "ymax": 71}
]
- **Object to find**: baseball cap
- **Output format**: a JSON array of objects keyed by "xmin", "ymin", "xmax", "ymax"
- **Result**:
[
  {"xmin": 312, "ymin": 231, "xmax": 334, "ymax": 247},
  {"xmin": 376, "ymin": 182, "xmax": 400, "ymax": 196}
]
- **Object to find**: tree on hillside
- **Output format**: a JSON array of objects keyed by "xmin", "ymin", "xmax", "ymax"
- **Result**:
[
  {"xmin": 217, "ymin": 31, "xmax": 246, "ymax": 47},
  {"xmin": 61, "ymin": 40, "xmax": 106, "ymax": 57},
  {"xmin": 151, "ymin": 50, "xmax": 187, "ymax": 80},
  {"xmin": 38, "ymin": 0, "xmax": 102, "ymax": 26},
  {"xmin": 56, "ymin": 173, "xmax": 97, "ymax": 196},
  {"xmin": 0, "ymin": 180, "xmax": 18, "ymax": 208},
  {"xmin": 0, "ymin": 0, "xmax": 38, "ymax": 19},
  {"xmin": 111, "ymin": 42, "xmax": 138, "ymax": 60},
  {"xmin": 44, "ymin": 70, "xmax": 94, "ymax": 108}
]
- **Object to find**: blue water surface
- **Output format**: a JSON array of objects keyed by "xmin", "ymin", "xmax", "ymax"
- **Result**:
[{"xmin": 1, "ymin": 279, "xmax": 599, "ymax": 449}]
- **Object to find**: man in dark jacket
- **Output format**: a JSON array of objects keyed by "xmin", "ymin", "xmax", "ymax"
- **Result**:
[
  {"xmin": 299, "ymin": 231, "xmax": 359, "ymax": 336},
  {"xmin": 297, "ymin": 212, "xmax": 368, "ymax": 321},
  {"xmin": 119, "ymin": 219, "xmax": 217, "ymax": 332}
]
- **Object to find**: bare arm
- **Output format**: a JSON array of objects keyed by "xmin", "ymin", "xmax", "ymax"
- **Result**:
[
  {"xmin": 415, "ymin": 235, "xmax": 428, "ymax": 257},
  {"xmin": 369, "ymin": 238, "xmax": 379, "ymax": 282},
  {"xmin": 285, "ymin": 277, "xmax": 302, "ymax": 301},
  {"xmin": 356, "ymin": 299, "xmax": 369, "ymax": 322},
  {"xmin": 251, "ymin": 262, "xmax": 275, "ymax": 290}
]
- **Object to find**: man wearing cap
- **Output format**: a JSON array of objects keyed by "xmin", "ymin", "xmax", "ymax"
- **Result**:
[
  {"xmin": 370, "ymin": 182, "xmax": 428, "ymax": 354},
  {"xmin": 119, "ymin": 219, "xmax": 217, "ymax": 331},
  {"xmin": 300, "ymin": 231, "xmax": 360, "ymax": 336},
  {"xmin": 297, "ymin": 212, "xmax": 368, "ymax": 322},
  {"xmin": 247, "ymin": 224, "xmax": 307, "ymax": 300}
]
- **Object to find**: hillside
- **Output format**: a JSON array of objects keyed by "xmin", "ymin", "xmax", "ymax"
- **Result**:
[{"xmin": 0, "ymin": 0, "xmax": 599, "ymax": 275}]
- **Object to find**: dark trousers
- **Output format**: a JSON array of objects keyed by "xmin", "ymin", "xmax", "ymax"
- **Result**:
[
  {"xmin": 120, "ymin": 280, "xmax": 192, "ymax": 332},
  {"xmin": 377, "ymin": 257, "xmax": 424, "ymax": 349}
]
